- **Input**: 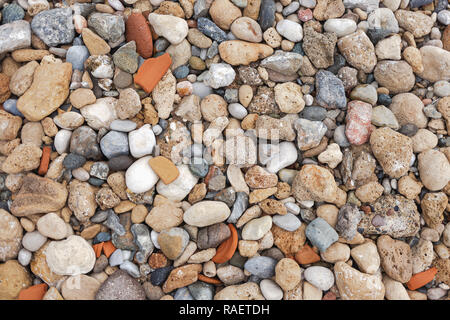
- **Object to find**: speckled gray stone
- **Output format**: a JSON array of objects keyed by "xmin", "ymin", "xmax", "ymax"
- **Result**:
[{"xmin": 31, "ymin": 8, "xmax": 75, "ymax": 46}]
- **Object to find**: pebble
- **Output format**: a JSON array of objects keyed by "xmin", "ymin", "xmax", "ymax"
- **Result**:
[
  {"xmin": 100, "ymin": 131, "xmax": 129, "ymax": 160},
  {"xmin": 46, "ymin": 235, "xmax": 96, "ymax": 276},
  {"xmin": 244, "ymin": 256, "xmax": 277, "ymax": 278},
  {"xmin": 96, "ymin": 270, "xmax": 146, "ymax": 300},
  {"xmin": 183, "ymin": 201, "xmax": 231, "ymax": 227},
  {"xmin": 260, "ymin": 279, "xmax": 283, "ymax": 300},
  {"xmin": 304, "ymin": 266, "xmax": 335, "ymax": 291},
  {"xmin": 203, "ymin": 63, "xmax": 236, "ymax": 89},
  {"xmin": 36, "ymin": 212, "xmax": 67, "ymax": 240},
  {"xmin": 31, "ymin": 8, "xmax": 75, "ymax": 46},
  {"xmin": 276, "ymin": 19, "xmax": 303, "ymax": 42},
  {"xmin": 272, "ymin": 213, "xmax": 301, "ymax": 231},
  {"xmin": 125, "ymin": 156, "xmax": 159, "ymax": 194},
  {"xmin": 305, "ymin": 217, "xmax": 339, "ymax": 252}
]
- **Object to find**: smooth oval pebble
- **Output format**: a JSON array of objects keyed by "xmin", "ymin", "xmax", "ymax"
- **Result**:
[
  {"xmin": 241, "ymin": 216, "xmax": 273, "ymax": 240},
  {"xmin": 183, "ymin": 201, "xmax": 231, "ymax": 227},
  {"xmin": 125, "ymin": 156, "xmax": 159, "ymax": 194},
  {"xmin": 244, "ymin": 256, "xmax": 277, "ymax": 278},
  {"xmin": 259, "ymin": 279, "xmax": 283, "ymax": 300},
  {"xmin": 272, "ymin": 213, "xmax": 301, "ymax": 231},
  {"xmin": 304, "ymin": 266, "xmax": 335, "ymax": 291}
]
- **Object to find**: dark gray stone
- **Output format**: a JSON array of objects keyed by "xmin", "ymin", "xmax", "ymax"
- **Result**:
[
  {"xmin": 188, "ymin": 282, "xmax": 214, "ymax": 300},
  {"xmin": 63, "ymin": 153, "xmax": 86, "ymax": 170},
  {"xmin": 2, "ymin": 4, "xmax": 25, "ymax": 24},
  {"xmin": 103, "ymin": 210, "xmax": 126, "ymax": 236},
  {"xmin": 227, "ymin": 192, "xmax": 248, "ymax": 224},
  {"xmin": 108, "ymin": 155, "xmax": 134, "ymax": 171},
  {"xmin": 150, "ymin": 266, "xmax": 173, "ymax": 286},
  {"xmin": 300, "ymin": 106, "xmax": 327, "ymax": 121},
  {"xmin": 197, "ymin": 17, "xmax": 227, "ymax": 43},
  {"xmin": 315, "ymin": 70, "xmax": 347, "ymax": 109},
  {"xmin": 259, "ymin": 0, "xmax": 276, "ymax": 31}
]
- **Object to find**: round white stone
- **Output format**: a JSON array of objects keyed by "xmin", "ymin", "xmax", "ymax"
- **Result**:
[
  {"xmin": 125, "ymin": 156, "xmax": 159, "ymax": 194},
  {"xmin": 304, "ymin": 266, "xmax": 335, "ymax": 291},
  {"xmin": 54, "ymin": 129, "xmax": 72, "ymax": 154},
  {"xmin": 266, "ymin": 142, "xmax": 298, "ymax": 173},
  {"xmin": 183, "ymin": 201, "xmax": 231, "ymax": 227},
  {"xmin": 128, "ymin": 124, "xmax": 156, "ymax": 158},
  {"xmin": 156, "ymin": 164, "xmax": 198, "ymax": 201},
  {"xmin": 45, "ymin": 235, "xmax": 96, "ymax": 276},
  {"xmin": 148, "ymin": 13, "xmax": 188, "ymax": 45},
  {"xmin": 241, "ymin": 216, "xmax": 273, "ymax": 240},
  {"xmin": 203, "ymin": 63, "xmax": 236, "ymax": 89},
  {"xmin": 260, "ymin": 279, "xmax": 283, "ymax": 300},
  {"xmin": 276, "ymin": 19, "xmax": 303, "ymax": 42},
  {"xmin": 18, "ymin": 248, "xmax": 32, "ymax": 266},
  {"xmin": 324, "ymin": 19, "xmax": 357, "ymax": 37},
  {"xmin": 228, "ymin": 103, "xmax": 248, "ymax": 120},
  {"xmin": 37, "ymin": 212, "xmax": 67, "ymax": 240},
  {"xmin": 22, "ymin": 231, "xmax": 47, "ymax": 252}
]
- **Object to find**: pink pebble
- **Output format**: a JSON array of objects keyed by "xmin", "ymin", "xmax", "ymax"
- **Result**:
[
  {"xmin": 345, "ymin": 100, "xmax": 372, "ymax": 145},
  {"xmin": 298, "ymin": 9, "xmax": 313, "ymax": 22}
]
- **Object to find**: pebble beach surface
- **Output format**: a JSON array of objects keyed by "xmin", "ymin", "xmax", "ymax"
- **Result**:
[{"xmin": 0, "ymin": 0, "xmax": 450, "ymax": 301}]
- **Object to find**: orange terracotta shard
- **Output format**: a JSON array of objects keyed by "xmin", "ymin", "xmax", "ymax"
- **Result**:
[
  {"xmin": 18, "ymin": 283, "xmax": 48, "ymax": 300},
  {"xmin": 148, "ymin": 156, "xmax": 179, "ymax": 184},
  {"xmin": 406, "ymin": 267, "xmax": 437, "ymax": 291},
  {"xmin": 93, "ymin": 242, "xmax": 104, "ymax": 258},
  {"xmin": 294, "ymin": 244, "xmax": 321, "ymax": 265},
  {"xmin": 134, "ymin": 53, "xmax": 172, "ymax": 93},
  {"xmin": 102, "ymin": 240, "xmax": 116, "ymax": 258},
  {"xmin": 212, "ymin": 224, "xmax": 238, "ymax": 264},
  {"xmin": 198, "ymin": 274, "xmax": 222, "ymax": 285},
  {"xmin": 38, "ymin": 146, "xmax": 51, "ymax": 176}
]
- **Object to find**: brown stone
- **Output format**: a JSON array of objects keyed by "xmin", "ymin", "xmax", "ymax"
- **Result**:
[
  {"xmin": 10, "ymin": 174, "xmax": 68, "ymax": 216},
  {"xmin": 162, "ymin": 264, "xmax": 202, "ymax": 293},
  {"xmin": 17, "ymin": 61, "xmax": 72, "ymax": 121},
  {"xmin": 148, "ymin": 156, "xmax": 180, "ymax": 184}
]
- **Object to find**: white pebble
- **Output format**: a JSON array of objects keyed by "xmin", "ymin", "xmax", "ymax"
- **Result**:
[
  {"xmin": 18, "ymin": 248, "xmax": 32, "ymax": 266},
  {"xmin": 260, "ymin": 279, "xmax": 283, "ymax": 300},
  {"xmin": 128, "ymin": 124, "xmax": 156, "ymax": 158},
  {"xmin": 151, "ymin": 230, "xmax": 160, "ymax": 249},
  {"xmin": 228, "ymin": 103, "xmax": 248, "ymax": 120},
  {"xmin": 120, "ymin": 260, "xmax": 141, "ymax": 278},
  {"xmin": 304, "ymin": 266, "xmax": 335, "ymax": 291},
  {"xmin": 276, "ymin": 19, "xmax": 303, "ymax": 42},
  {"xmin": 72, "ymin": 167, "xmax": 90, "ymax": 181},
  {"xmin": 323, "ymin": 18, "xmax": 357, "ymax": 37},
  {"xmin": 285, "ymin": 202, "xmax": 301, "ymax": 215},
  {"xmin": 54, "ymin": 129, "xmax": 72, "ymax": 154},
  {"xmin": 266, "ymin": 142, "xmax": 298, "ymax": 173},
  {"xmin": 22, "ymin": 231, "xmax": 47, "ymax": 252},
  {"xmin": 152, "ymin": 124, "xmax": 163, "ymax": 135},
  {"xmin": 304, "ymin": 94, "xmax": 314, "ymax": 106},
  {"xmin": 109, "ymin": 249, "xmax": 124, "ymax": 266},
  {"xmin": 125, "ymin": 156, "xmax": 159, "ymax": 194}
]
